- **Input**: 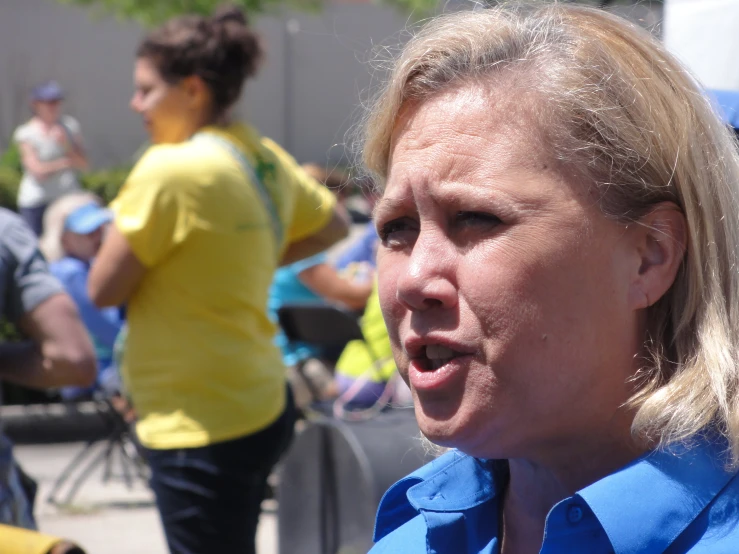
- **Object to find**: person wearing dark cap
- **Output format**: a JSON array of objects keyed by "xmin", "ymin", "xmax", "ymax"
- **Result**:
[{"xmin": 13, "ymin": 81, "xmax": 88, "ymax": 236}]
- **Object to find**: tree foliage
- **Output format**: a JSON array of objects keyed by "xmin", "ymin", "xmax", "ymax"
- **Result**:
[
  {"xmin": 55, "ymin": 0, "xmax": 659, "ymax": 26},
  {"xmin": 55, "ymin": 0, "xmax": 440, "ymax": 26}
]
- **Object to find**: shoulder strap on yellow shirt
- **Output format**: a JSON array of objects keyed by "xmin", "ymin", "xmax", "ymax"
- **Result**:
[{"xmin": 192, "ymin": 132, "xmax": 284, "ymax": 257}]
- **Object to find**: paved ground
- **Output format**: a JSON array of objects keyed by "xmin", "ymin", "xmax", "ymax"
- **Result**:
[{"xmin": 14, "ymin": 443, "xmax": 278, "ymax": 554}]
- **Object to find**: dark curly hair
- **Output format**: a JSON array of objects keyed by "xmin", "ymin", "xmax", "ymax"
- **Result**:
[{"xmin": 136, "ymin": 4, "xmax": 263, "ymax": 118}]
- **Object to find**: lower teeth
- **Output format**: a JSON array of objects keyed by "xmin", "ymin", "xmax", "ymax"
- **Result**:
[{"xmin": 428, "ymin": 359, "xmax": 452, "ymax": 370}]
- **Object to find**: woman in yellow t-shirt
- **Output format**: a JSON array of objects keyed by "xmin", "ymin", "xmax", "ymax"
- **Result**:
[{"xmin": 88, "ymin": 6, "xmax": 348, "ymax": 553}]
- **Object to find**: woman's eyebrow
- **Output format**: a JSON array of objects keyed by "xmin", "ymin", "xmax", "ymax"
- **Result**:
[{"xmin": 373, "ymin": 196, "xmax": 409, "ymax": 221}]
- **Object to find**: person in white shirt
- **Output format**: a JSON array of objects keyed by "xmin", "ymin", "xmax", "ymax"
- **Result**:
[{"xmin": 13, "ymin": 81, "xmax": 88, "ymax": 236}]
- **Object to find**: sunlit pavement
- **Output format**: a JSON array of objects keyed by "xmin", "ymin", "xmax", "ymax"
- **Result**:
[{"xmin": 14, "ymin": 443, "xmax": 278, "ymax": 554}]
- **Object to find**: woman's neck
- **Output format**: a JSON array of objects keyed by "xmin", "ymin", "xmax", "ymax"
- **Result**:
[
  {"xmin": 500, "ymin": 418, "xmax": 645, "ymax": 554},
  {"xmin": 32, "ymin": 116, "xmax": 58, "ymax": 131},
  {"xmin": 183, "ymin": 113, "xmax": 232, "ymax": 141},
  {"xmin": 214, "ymin": 112, "xmax": 233, "ymax": 128}
]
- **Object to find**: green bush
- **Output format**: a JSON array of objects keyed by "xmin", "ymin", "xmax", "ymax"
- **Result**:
[
  {"xmin": 0, "ymin": 163, "xmax": 130, "ymax": 211},
  {"xmin": 0, "ymin": 140, "xmax": 21, "ymax": 211},
  {"xmin": 0, "ymin": 166, "xmax": 21, "ymax": 211},
  {"xmin": 0, "ymin": 140, "xmax": 22, "ymax": 174},
  {"xmin": 0, "ymin": 134, "xmax": 142, "ymax": 208},
  {"xmin": 80, "ymin": 167, "xmax": 130, "ymax": 205}
]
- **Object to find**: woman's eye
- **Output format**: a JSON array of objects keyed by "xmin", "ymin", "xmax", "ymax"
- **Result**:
[
  {"xmin": 455, "ymin": 211, "xmax": 502, "ymax": 228},
  {"xmin": 378, "ymin": 218, "xmax": 418, "ymax": 246}
]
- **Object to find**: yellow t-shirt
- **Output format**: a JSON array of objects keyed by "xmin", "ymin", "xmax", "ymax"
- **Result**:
[
  {"xmin": 0, "ymin": 524, "xmax": 66, "ymax": 554},
  {"xmin": 111, "ymin": 123, "xmax": 335, "ymax": 449}
]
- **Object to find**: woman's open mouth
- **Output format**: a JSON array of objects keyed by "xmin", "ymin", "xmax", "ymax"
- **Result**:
[
  {"xmin": 407, "ymin": 343, "xmax": 473, "ymax": 391},
  {"xmin": 416, "ymin": 344, "xmax": 462, "ymax": 371}
]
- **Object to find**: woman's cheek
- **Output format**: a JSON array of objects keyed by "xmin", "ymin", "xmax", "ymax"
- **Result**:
[
  {"xmin": 377, "ymin": 255, "xmax": 405, "ymax": 343},
  {"xmin": 377, "ymin": 253, "xmax": 401, "ymax": 311}
]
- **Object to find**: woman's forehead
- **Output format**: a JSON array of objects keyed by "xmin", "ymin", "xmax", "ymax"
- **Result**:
[
  {"xmin": 389, "ymin": 82, "xmax": 552, "ymax": 175},
  {"xmin": 388, "ymin": 89, "xmax": 556, "ymax": 185}
]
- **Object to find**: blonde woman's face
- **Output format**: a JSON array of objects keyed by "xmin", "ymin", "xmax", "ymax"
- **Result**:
[
  {"xmin": 130, "ymin": 57, "xmax": 196, "ymax": 144},
  {"xmin": 375, "ymin": 84, "xmax": 643, "ymax": 461}
]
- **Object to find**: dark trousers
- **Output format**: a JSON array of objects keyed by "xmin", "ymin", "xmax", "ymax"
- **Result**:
[
  {"xmin": 18, "ymin": 205, "xmax": 47, "ymax": 236},
  {"xmin": 142, "ymin": 388, "xmax": 296, "ymax": 554}
]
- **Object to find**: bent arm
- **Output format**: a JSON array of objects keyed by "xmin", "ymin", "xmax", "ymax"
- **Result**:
[
  {"xmin": 88, "ymin": 225, "xmax": 146, "ymax": 308},
  {"xmin": 280, "ymin": 208, "xmax": 350, "ymax": 267},
  {"xmin": 18, "ymin": 142, "xmax": 72, "ymax": 181},
  {"xmin": 0, "ymin": 293, "xmax": 96, "ymax": 389},
  {"xmin": 298, "ymin": 263, "xmax": 373, "ymax": 310},
  {"xmin": 66, "ymin": 271, "xmax": 121, "ymax": 348},
  {"xmin": 67, "ymin": 148, "xmax": 88, "ymax": 172},
  {"xmin": 67, "ymin": 128, "xmax": 89, "ymax": 171}
]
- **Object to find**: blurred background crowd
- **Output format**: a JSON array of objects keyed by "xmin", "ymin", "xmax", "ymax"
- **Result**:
[{"xmin": 0, "ymin": 1, "xmax": 738, "ymax": 553}]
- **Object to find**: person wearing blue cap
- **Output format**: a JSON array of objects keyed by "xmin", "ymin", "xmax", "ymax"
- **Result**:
[
  {"xmin": 13, "ymin": 81, "xmax": 88, "ymax": 236},
  {"xmin": 41, "ymin": 192, "xmax": 123, "ymax": 399}
]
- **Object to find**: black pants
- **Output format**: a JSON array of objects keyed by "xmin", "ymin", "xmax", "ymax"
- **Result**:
[
  {"xmin": 142, "ymin": 389, "xmax": 296, "ymax": 554},
  {"xmin": 18, "ymin": 205, "xmax": 47, "ymax": 236}
]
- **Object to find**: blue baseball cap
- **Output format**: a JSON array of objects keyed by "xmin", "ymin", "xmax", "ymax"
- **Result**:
[
  {"xmin": 65, "ymin": 203, "xmax": 112, "ymax": 235},
  {"xmin": 31, "ymin": 81, "xmax": 64, "ymax": 102}
]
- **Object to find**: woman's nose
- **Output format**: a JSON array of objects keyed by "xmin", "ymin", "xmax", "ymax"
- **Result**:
[
  {"xmin": 130, "ymin": 94, "xmax": 141, "ymax": 113},
  {"xmin": 396, "ymin": 233, "xmax": 457, "ymax": 312}
]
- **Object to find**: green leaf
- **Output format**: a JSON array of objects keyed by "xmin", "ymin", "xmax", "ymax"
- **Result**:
[{"xmin": 55, "ymin": 0, "xmax": 326, "ymax": 25}]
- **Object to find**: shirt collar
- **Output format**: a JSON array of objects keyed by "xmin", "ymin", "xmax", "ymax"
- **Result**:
[
  {"xmin": 407, "ymin": 453, "xmax": 503, "ymax": 512},
  {"xmin": 373, "ymin": 451, "xmax": 501, "ymax": 542},
  {"xmin": 578, "ymin": 435, "xmax": 737, "ymax": 554}
]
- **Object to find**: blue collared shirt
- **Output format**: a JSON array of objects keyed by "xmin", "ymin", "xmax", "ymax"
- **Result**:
[
  {"xmin": 50, "ymin": 256, "xmax": 122, "ymax": 367},
  {"xmin": 371, "ymin": 438, "xmax": 739, "ymax": 553}
]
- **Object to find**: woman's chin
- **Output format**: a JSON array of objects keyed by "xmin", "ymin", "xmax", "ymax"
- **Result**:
[
  {"xmin": 414, "ymin": 402, "xmax": 479, "ymax": 450},
  {"xmin": 414, "ymin": 401, "xmax": 512, "ymax": 458}
]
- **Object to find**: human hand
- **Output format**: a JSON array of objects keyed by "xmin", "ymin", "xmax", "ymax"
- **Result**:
[
  {"xmin": 111, "ymin": 394, "xmax": 137, "ymax": 424},
  {"xmin": 49, "ymin": 540, "xmax": 86, "ymax": 554},
  {"xmin": 349, "ymin": 262, "xmax": 375, "ymax": 285},
  {"xmin": 53, "ymin": 156, "xmax": 76, "ymax": 172},
  {"xmin": 49, "ymin": 125, "xmax": 71, "ymax": 150},
  {"xmin": 69, "ymin": 154, "xmax": 87, "ymax": 170}
]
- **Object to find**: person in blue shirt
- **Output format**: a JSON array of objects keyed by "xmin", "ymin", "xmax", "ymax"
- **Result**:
[
  {"xmin": 269, "ymin": 164, "xmax": 375, "ymax": 366},
  {"xmin": 362, "ymin": 3, "xmax": 739, "ymax": 553},
  {"xmin": 40, "ymin": 192, "xmax": 123, "ymax": 399},
  {"xmin": 334, "ymin": 224, "xmax": 378, "ymax": 272},
  {"xmin": 268, "ymin": 252, "xmax": 373, "ymax": 366}
]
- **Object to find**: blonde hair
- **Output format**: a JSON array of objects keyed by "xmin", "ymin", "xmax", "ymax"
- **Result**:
[
  {"xmin": 362, "ymin": 3, "xmax": 739, "ymax": 462},
  {"xmin": 301, "ymin": 163, "xmax": 351, "ymax": 191},
  {"xmin": 39, "ymin": 191, "xmax": 103, "ymax": 263}
]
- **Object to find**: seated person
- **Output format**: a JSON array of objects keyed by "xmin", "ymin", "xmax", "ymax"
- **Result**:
[
  {"xmin": 269, "ymin": 251, "xmax": 373, "ymax": 366},
  {"xmin": 333, "ymin": 175, "xmax": 380, "ymax": 271},
  {"xmin": 332, "ymin": 281, "xmax": 408, "ymax": 411},
  {"xmin": 0, "ymin": 206, "xmax": 95, "ymax": 545},
  {"xmin": 40, "ymin": 193, "xmax": 123, "ymax": 399},
  {"xmin": 334, "ymin": 224, "xmax": 378, "ymax": 272}
]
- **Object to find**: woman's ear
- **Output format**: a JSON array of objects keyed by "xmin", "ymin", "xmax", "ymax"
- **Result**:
[
  {"xmin": 627, "ymin": 201, "xmax": 687, "ymax": 310},
  {"xmin": 180, "ymin": 75, "xmax": 211, "ymax": 114}
]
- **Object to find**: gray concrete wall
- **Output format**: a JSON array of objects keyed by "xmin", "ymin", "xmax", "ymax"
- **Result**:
[
  {"xmin": 0, "ymin": 0, "xmax": 148, "ymax": 167},
  {"xmin": 0, "ymin": 0, "xmax": 412, "ymax": 168},
  {"xmin": 0, "ymin": 0, "xmax": 662, "ymax": 169}
]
